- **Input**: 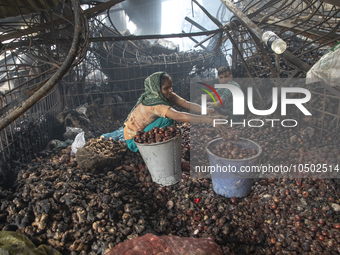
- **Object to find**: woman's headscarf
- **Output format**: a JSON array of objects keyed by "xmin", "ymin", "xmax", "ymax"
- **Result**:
[{"xmin": 125, "ymin": 71, "xmax": 173, "ymax": 123}]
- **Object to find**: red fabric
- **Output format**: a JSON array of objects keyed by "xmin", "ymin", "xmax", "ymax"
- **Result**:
[{"xmin": 104, "ymin": 234, "xmax": 223, "ymax": 255}]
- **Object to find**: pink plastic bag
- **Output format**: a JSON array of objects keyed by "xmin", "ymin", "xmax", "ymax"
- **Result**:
[{"xmin": 104, "ymin": 234, "xmax": 223, "ymax": 255}]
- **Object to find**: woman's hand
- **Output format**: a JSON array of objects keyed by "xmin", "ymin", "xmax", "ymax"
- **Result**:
[
  {"xmin": 206, "ymin": 102, "xmax": 215, "ymax": 107},
  {"xmin": 215, "ymin": 124, "xmax": 230, "ymax": 137},
  {"xmin": 207, "ymin": 107, "xmax": 214, "ymax": 115},
  {"xmin": 208, "ymin": 109, "xmax": 228, "ymax": 119},
  {"xmin": 207, "ymin": 107, "xmax": 217, "ymax": 116}
]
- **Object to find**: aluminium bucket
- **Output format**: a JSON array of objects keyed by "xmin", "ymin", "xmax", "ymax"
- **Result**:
[
  {"xmin": 135, "ymin": 131, "xmax": 182, "ymax": 186},
  {"xmin": 206, "ymin": 138, "xmax": 262, "ymax": 198}
]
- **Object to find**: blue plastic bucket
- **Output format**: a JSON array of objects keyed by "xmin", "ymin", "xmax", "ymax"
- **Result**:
[{"xmin": 206, "ymin": 138, "xmax": 262, "ymax": 198}]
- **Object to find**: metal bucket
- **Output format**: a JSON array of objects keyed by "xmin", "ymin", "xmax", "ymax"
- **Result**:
[
  {"xmin": 135, "ymin": 132, "xmax": 182, "ymax": 186},
  {"xmin": 206, "ymin": 138, "xmax": 262, "ymax": 198}
]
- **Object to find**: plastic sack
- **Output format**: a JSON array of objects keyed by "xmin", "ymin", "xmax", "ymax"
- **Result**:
[
  {"xmin": 104, "ymin": 233, "xmax": 224, "ymax": 255},
  {"xmin": 63, "ymin": 126, "xmax": 83, "ymax": 140},
  {"xmin": 101, "ymin": 126, "xmax": 125, "ymax": 141},
  {"xmin": 306, "ymin": 42, "xmax": 340, "ymax": 87},
  {"xmin": 71, "ymin": 131, "xmax": 85, "ymax": 155},
  {"xmin": 76, "ymin": 103, "xmax": 88, "ymax": 115},
  {"xmin": 46, "ymin": 139, "xmax": 73, "ymax": 153},
  {"xmin": 0, "ymin": 231, "xmax": 61, "ymax": 255}
]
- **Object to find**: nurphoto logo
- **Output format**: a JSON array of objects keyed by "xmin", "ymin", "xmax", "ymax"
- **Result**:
[
  {"xmin": 197, "ymin": 82, "xmax": 223, "ymax": 114},
  {"xmin": 198, "ymin": 83, "xmax": 312, "ymax": 128}
]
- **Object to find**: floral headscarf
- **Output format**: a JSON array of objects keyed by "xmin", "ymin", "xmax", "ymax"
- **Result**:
[{"xmin": 124, "ymin": 71, "xmax": 173, "ymax": 123}]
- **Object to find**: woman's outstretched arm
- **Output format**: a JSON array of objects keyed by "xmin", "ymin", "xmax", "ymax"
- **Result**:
[
  {"xmin": 165, "ymin": 107, "xmax": 216, "ymax": 124},
  {"xmin": 172, "ymin": 96, "xmax": 216, "ymax": 115}
]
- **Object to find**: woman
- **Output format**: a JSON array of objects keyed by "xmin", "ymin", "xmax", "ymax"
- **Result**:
[{"xmin": 123, "ymin": 71, "xmax": 217, "ymax": 152}]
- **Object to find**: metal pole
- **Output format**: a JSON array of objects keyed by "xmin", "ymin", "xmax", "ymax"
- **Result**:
[
  {"xmin": 4, "ymin": 29, "xmax": 223, "ymax": 49},
  {"xmin": 184, "ymin": 17, "xmax": 208, "ymax": 31},
  {"xmin": 182, "ymin": 31, "xmax": 207, "ymax": 50},
  {"xmin": 220, "ymin": 0, "xmax": 312, "ymax": 73},
  {"xmin": 191, "ymin": 0, "xmax": 263, "ymax": 100}
]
